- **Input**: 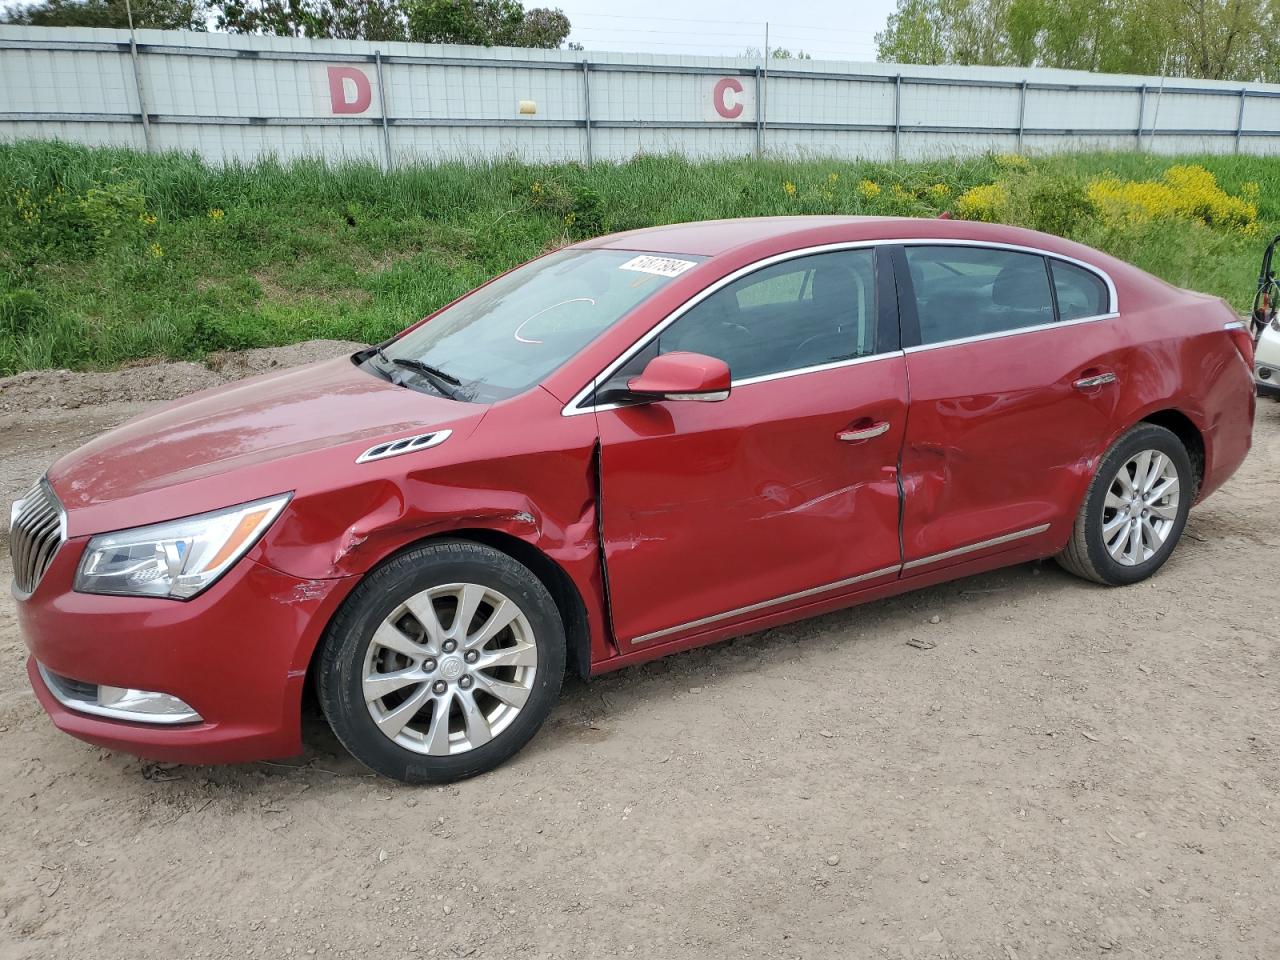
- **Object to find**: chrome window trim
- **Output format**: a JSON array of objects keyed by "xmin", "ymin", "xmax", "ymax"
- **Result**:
[
  {"xmin": 902, "ymin": 311, "xmax": 1120, "ymax": 354},
  {"xmin": 562, "ymin": 237, "xmax": 1118, "ymax": 416},
  {"xmin": 627, "ymin": 522, "xmax": 1052, "ymax": 646}
]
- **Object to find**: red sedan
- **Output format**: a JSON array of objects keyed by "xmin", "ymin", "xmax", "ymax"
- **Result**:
[{"xmin": 12, "ymin": 217, "xmax": 1255, "ymax": 783}]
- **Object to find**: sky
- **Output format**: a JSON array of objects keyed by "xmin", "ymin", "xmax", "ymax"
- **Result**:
[
  {"xmin": 0, "ymin": 0, "xmax": 900, "ymax": 62},
  {"xmin": 560, "ymin": 0, "xmax": 898, "ymax": 61}
]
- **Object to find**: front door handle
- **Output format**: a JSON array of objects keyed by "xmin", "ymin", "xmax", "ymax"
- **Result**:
[
  {"xmin": 1073, "ymin": 371, "xmax": 1117, "ymax": 390},
  {"xmin": 837, "ymin": 420, "xmax": 891, "ymax": 443}
]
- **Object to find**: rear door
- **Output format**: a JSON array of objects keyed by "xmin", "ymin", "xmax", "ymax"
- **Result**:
[
  {"xmin": 894, "ymin": 243, "xmax": 1124, "ymax": 572},
  {"xmin": 591, "ymin": 246, "xmax": 907, "ymax": 646}
]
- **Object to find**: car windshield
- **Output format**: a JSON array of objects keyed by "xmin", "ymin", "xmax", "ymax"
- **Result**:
[{"xmin": 372, "ymin": 248, "xmax": 705, "ymax": 403}]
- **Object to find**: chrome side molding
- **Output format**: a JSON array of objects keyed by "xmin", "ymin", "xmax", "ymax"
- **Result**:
[
  {"xmin": 629, "ymin": 564, "xmax": 901, "ymax": 646},
  {"xmin": 628, "ymin": 522, "xmax": 1053, "ymax": 646},
  {"xmin": 902, "ymin": 523, "xmax": 1051, "ymax": 571}
]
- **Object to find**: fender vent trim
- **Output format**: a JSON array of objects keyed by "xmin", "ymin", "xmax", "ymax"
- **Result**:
[{"xmin": 356, "ymin": 429, "xmax": 452, "ymax": 464}]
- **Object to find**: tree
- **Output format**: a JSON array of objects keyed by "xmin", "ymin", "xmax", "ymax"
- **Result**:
[
  {"xmin": 741, "ymin": 45, "xmax": 814, "ymax": 59},
  {"xmin": 404, "ymin": 0, "xmax": 570, "ymax": 47},
  {"xmin": 214, "ymin": 0, "xmax": 408, "ymax": 40},
  {"xmin": 1, "ymin": 0, "xmax": 206, "ymax": 29},
  {"xmin": 875, "ymin": 0, "xmax": 1280, "ymax": 82}
]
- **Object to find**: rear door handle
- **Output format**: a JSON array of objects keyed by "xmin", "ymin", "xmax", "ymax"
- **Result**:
[
  {"xmin": 837, "ymin": 421, "xmax": 891, "ymax": 442},
  {"xmin": 1073, "ymin": 371, "xmax": 1117, "ymax": 390}
]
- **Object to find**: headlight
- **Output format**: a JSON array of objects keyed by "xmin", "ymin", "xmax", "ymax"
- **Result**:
[{"xmin": 75, "ymin": 494, "xmax": 291, "ymax": 600}]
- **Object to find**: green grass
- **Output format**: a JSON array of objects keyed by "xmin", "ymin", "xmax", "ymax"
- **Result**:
[{"xmin": 0, "ymin": 140, "xmax": 1276, "ymax": 375}]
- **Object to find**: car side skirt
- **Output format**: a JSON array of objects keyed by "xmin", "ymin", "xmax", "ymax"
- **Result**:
[{"xmin": 588, "ymin": 532, "xmax": 1056, "ymax": 676}]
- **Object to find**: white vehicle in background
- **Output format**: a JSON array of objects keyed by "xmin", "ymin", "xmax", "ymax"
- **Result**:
[
  {"xmin": 1256, "ymin": 321, "xmax": 1280, "ymax": 400},
  {"xmin": 1253, "ymin": 238, "xmax": 1280, "ymax": 400}
]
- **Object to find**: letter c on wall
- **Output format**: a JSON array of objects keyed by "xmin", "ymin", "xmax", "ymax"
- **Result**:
[
  {"xmin": 328, "ymin": 66, "xmax": 372, "ymax": 114},
  {"xmin": 712, "ymin": 77, "xmax": 744, "ymax": 120}
]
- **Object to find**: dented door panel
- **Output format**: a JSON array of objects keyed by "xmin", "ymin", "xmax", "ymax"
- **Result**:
[{"xmin": 597, "ymin": 357, "xmax": 908, "ymax": 646}]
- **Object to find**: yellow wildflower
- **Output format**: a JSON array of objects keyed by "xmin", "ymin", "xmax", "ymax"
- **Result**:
[
  {"xmin": 1086, "ymin": 164, "xmax": 1256, "ymax": 230},
  {"xmin": 782, "ymin": 181, "xmax": 797, "ymax": 198},
  {"xmin": 208, "ymin": 208, "xmax": 224, "ymax": 222},
  {"xmin": 148, "ymin": 242, "xmax": 164, "ymax": 258},
  {"xmin": 857, "ymin": 179, "xmax": 881, "ymax": 200},
  {"xmin": 954, "ymin": 183, "xmax": 1010, "ymax": 222}
]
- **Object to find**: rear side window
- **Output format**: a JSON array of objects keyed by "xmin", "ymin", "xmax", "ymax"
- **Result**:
[
  {"xmin": 905, "ymin": 246, "xmax": 1054, "ymax": 345},
  {"xmin": 1051, "ymin": 260, "xmax": 1110, "ymax": 320},
  {"xmin": 654, "ymin": 249, "xmax": 879, "ymax": 380}
]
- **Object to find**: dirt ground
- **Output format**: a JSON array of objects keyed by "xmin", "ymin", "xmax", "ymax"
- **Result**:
[{"xmin": 0, "ymin": 341, "xmax": 1277, "ymax": 960}]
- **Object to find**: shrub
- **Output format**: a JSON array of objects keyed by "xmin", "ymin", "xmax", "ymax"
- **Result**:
[
  {"xmin": 1086, "ymin": 164, "xmax": 1258, "ymax": 232},
  {"xmin": 954, "ymin": 182, "xmax": 1011, "ymax": 222}
]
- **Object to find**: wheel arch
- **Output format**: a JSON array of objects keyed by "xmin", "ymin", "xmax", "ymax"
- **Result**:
[
  {"xmin": 304, "ymin": 527, "xmax": 593, "ymax": 693},
  {"xmin": 1139, "ymin": 408, "xmax": 1205, "ymax": 496},
  {"xmin": 443, "ymin": 528, "xmax": 593, "ymax": 680}
]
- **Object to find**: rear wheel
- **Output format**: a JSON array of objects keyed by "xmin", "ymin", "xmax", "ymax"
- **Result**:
[
  {"xmin": 317, "ymin": 540, "xmax": 565, "ymax": 784},
  {"xmin": 1056, "ymin": 423, "xmax": 1194, "ymax": 586}
]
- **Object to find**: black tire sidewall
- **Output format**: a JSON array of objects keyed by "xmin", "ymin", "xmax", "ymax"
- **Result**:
[
  {"xmin": 1082, "ymin": 425, "xmax": 1194, "ymax": 586},
  {"xmin": 319, "ymin": 541, "xmax": 565, "ymax": 784}
]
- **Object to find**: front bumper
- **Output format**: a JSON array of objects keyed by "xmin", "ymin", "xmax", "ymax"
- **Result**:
[{"xmin": 19, "ymin": 539, "xmax": 355, "ymax": 765}]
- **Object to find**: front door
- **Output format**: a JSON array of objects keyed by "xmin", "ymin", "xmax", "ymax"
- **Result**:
[{"xmin": 593, "ymin": 247, "xmax": 908, "ymax": 646}]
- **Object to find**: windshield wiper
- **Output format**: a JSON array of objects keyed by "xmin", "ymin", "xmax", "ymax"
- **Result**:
[{"xmin": 389, "ymin": 357, "xmax": 464, "ymax": 399}]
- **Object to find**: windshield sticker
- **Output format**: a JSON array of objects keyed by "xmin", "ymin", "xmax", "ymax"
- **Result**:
[{"xmin": 618, "ymin": 255, "xmax": 698, "ymax": 278}]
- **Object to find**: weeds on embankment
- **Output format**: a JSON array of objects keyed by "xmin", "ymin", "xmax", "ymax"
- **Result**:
[{"xmin": 0, "ymin": 140, "xmax": 1273, "ymax": 374}]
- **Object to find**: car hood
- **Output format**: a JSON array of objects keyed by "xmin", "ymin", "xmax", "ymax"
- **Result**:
[{"xmin": 47, "ymin": 356, "xmax": 479, "ymax": 536}]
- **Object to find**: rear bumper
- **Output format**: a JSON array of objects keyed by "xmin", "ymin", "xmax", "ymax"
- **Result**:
[{"xmin": 18, "ymin": 542, "xmax": 355, "ymax": 765}]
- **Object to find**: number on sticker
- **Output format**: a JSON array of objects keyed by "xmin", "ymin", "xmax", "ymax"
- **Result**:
[{"xmin": 619, "ymin": 255, "xmax": 698, "ymax": 278}]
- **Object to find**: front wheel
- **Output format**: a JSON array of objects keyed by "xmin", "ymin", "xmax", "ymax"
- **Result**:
[
  {"xmin": 317, "ymin": 540, "xmax": 565, "ymax": 784},
  {"xmin": 1056, "ymin": 423, "xmax": 1194, "ymax": 586}
]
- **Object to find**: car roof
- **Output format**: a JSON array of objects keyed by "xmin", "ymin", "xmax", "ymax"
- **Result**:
[{"xmin": 576, "ymin": 215, "xmax": 1120, "ymax": 269}]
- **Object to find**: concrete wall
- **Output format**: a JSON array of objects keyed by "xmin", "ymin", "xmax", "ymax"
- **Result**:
[{"xmin": 2, "ymin": 25, "xmax": 1278, "ymax": 165}]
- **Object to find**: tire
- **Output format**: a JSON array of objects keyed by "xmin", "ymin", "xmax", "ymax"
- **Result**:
[
  {"xmin": 1056, "ymin": 423, "xmax": 1195, "ymax": 586},
  {"xmin": 317, "ymin": 540, "xmax": 565, "ymax": 784}
]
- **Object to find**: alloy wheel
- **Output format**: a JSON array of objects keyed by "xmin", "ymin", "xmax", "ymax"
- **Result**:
[
  {"xmin": 361, "ymin": 583, "xmax": 538, "ymax": 755},
  {"xmin": 1100, "ymin": 449, "xmax": 1181, "ymax": 567}
]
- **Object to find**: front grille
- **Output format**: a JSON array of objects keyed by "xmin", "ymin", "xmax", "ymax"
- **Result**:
[{"xmin": 10, "ymin": 479, "xmax": 65, "ymax": 595}]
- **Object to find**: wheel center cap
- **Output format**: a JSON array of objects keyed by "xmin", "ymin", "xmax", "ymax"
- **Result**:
[{"xmin": 440, "ymin": 657, "xmax": 465, "ymax": 681}]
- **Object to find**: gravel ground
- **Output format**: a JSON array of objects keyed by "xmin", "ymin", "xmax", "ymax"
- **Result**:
[{"xmin": 0, "ymin": 342, "xmax": 1277, "ymax": 960}]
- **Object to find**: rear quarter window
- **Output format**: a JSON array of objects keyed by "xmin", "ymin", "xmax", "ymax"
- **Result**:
[{"xmin": 1051, "ymin": 260, "xmax": 1111, "ymax": 320}]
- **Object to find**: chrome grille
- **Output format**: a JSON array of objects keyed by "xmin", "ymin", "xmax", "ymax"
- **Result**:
[{"xmin": 9, "ymin": 479, "xmax": 65, "ymax": 595}]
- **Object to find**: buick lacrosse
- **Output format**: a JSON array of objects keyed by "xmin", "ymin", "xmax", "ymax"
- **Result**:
[{"xmin": 13, "ymin": 216, "xmax": 1254, "ymax": 783}]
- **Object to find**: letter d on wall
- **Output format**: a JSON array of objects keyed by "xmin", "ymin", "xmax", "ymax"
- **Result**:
[{"xmin": 327, "ymin": 66, "xmax": 372, "ymax": 114}]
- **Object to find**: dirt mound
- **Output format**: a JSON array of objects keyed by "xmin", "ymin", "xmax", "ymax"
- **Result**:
[{"xmin": 0, "ymin": 340, "xmax": 362, "ymax": 415}]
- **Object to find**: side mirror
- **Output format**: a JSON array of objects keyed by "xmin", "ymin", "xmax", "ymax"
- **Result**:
[{"xmin": 627, "ymin": 352, "xmax": 731, "ymax": 403}]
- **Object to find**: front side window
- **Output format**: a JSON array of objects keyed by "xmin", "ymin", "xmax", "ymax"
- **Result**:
[
  {"xmin": 644, "ymin": 249, "xmax": 878, "ymax": 382},
  {"xmin": 905, "ymin": 246, "xmax": 1054, "ymax": 346},
  {"xmin": 377, "ymin": 249, "xmax": 704, "ymax": 403}
]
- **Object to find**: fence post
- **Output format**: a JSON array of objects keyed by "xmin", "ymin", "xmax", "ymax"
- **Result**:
[
  {"xmin": 893, "ymin": 74, "xmax": 902, "ymax": 161},
  {"xmin": 123, "ymin": 0, "xmax": 152, "ymax": 153},
  {"xmin": 1136, "ymin": 84, "xmax": 1147, "ymax": 151},
  {"xmin": 754, "ymin": 65, "xmax": 763, "ymax": 156},
  {"xmin": 1235, "ymin": 87, "xmax": 1247, "ymax": 154},
  {"xmin": 1016, "ymin": 79, "xmax": 1027, "ymax": 152},
  {"xmin": 582, "ymin": 60, "xmax": 593, "ymax": 166},
  {"xmin": 374, "ymin": 50, "xmax": 392, "ymax": 171}
]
